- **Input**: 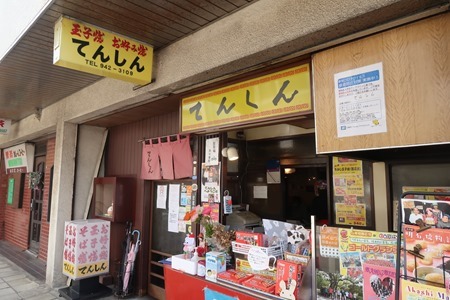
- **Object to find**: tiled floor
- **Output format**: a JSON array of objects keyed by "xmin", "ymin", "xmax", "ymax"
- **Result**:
[
  {"xmin": 0, "ymin": 240, "xmax": 156, "ymax": 300},
  {"xmin": 0, "ymin": 241, "xmax": 46, "ymax": 282}
]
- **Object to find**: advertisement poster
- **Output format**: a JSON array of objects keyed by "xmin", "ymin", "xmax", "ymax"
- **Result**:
[
  {"xmin": 336, "ymin": 203, "xmax": 367, "ymax": 226},
  {"xmin": 319, "ymin": 226, "xmax": 339, "ymax": 258},
  {"xmin": 333, "ymin": 157, "xmax": 364, "ymax": 197},
  {"xmin": 339, "ymin": 229, "xmax": 397, "ymax": 280},
  {"xmin": 403, "ymin": 223, "xmax": 450, "ymax": 285},
  {"xmin": 334, "ymin": 62, "xmax": 387, "ymax": 138},
  {"xmin": 363, "ymin": 263, "xmax": 395, "ymax": 300},
  {"xmin": 394, "ymin": 187, "xmax": 450, "ymax": 231},
  {"xmin": 201, "ymin": 163, "xmax": 221, "ymax": 203},
  {"xmin": 401, "ymin": 278, "xmax": 448, "ymax": 300},
  {"xmin": 401, "ymin": 199, "xmax": 450, "ymax": 227}
]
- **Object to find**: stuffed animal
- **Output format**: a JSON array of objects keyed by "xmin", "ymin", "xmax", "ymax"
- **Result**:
[{"xmin": 279, "ymin": 279, "xmax": 297, "ymax": 300}]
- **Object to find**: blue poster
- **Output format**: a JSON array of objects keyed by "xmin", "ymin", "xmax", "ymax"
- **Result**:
[{"xmin": 204, "ymin": 288, "xmax": 237, "ymax": 300}]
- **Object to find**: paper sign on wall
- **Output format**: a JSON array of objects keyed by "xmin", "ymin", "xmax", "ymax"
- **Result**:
[{"xmin": 334, "ymin": 62, "xmax": 387, "ymax": 138}]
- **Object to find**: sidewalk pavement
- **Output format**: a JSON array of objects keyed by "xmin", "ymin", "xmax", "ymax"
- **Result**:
[
  {"xmin": 0, "ymin": 253, "xmax": 154, "ymax": 300},
  {"xmin": 0, "ymin": 253, "xmax": 59, "ymax": 300}
]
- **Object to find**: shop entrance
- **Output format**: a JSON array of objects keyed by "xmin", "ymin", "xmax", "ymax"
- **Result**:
[
  {"xmin": 284, "ymin": 165, "xmax": 328, "ymax": 227},
  {"xmin": 29, "ymin": 156, "xmax": 45, "ymax": 254}
]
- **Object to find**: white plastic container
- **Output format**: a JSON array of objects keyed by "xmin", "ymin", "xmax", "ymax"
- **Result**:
[{"xmin": 171, "ymin": 254, "xmax": 198, "ymax": 275}]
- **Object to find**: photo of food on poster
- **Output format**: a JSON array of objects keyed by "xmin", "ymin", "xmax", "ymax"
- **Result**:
[
  {"xmin": 338, "ymin": 228, "xmax": 397, "ymax": 281},
  {"xmin": 403, "ymin": 224, "xmax": 450, "ymax": 287},
  {"xmin": 201, "ymin": 163, "xmax": 221, "ymax": 203}
]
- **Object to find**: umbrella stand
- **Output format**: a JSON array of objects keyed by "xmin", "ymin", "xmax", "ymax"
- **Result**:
[
  {"xmin": 115, "ymin": 226, "xmax": 141, "ymax": 298},
  {"xmin": 122, "ymin": 229, "xmax": 141, "ymax": 296},
  {"xmin": 115, "ymin": 222, "xmax": 133, "ymax": 298}
]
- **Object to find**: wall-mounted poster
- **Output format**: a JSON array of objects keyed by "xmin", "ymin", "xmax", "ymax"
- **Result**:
[
  {"xmin": 333, "ymin": 157, "xmax": 373, "ymax": 227},
  {"xmin": 334, "ymin": 62, "xmax": 387, "ymax": 138},
  {"xmin": 333, "ymin": 157, "xmax": 364, "ymax": 197},
  {"xmin": 201, "ymin": 163, "xmax": 221, "ymax": 203}
]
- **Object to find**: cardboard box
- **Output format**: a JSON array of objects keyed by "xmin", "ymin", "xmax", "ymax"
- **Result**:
[
  {"xmin": 241, "ymin": 274, "xmax": 276, "ymax": 294},
  {"xmin": 275, "ymin": 260, "xmax": 301, "ymax": 297},
  {"xmin": 205, "ymin": 251, "xmax": 226, "ymax": 282},
  {"xmin": 171, "ymin": 254, "xmax": 198, "ymax": 275},
  {"xmin": 235, "ymin": 256, "xmax": 276, "ymax": 280},
  {"xmin": 217, "ymin": 269, "xmax": 254, "ymax": 284},
  {"xmin": 235, "ymin": 231, "xmax": 266, "ymax": 246}
]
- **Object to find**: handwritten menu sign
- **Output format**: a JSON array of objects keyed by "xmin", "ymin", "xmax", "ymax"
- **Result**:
[{"xmin": 63, "ymin": 219, "xmax": 110, "ymax": 280}]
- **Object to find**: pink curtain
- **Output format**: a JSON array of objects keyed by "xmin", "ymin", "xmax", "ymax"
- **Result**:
[
  {"xmin": 172, "ymin": 134, "xmax": 193, "ymax": 179},
  {"xmin": 158, "ymin": 137, "xmax": 175, "ymax": 180},
  {"xmin": 140, "ymin": 141, "xmax": 161, "ymax": 180}
]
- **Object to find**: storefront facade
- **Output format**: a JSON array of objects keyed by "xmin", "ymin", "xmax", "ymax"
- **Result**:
[{"xmin": 0, "ymin": 0, "xmax": 449, "ymax": 297}]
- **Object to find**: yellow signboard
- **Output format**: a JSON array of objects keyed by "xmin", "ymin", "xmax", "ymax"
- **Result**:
[
  {"xmin": 181, "ymin": 64, "xmax": 312, "ymax": 132},
  {"xmin": 53, "ymin": 16, "xmax": 153, "ymax": 85},
  {"xmin": 63, "ymin": 261, "xmax": 109, "ymax": 279}
]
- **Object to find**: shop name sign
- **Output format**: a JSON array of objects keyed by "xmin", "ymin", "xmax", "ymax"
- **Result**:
[
  {"xmin": 3, "ymin": 143, "xmax": 35, "ymax": 174},
  {"xmin": 53, "ymin": 16, "xmax": 153, "ymax": 85},
  {"xmin": 181, "ymin": 64, "xmax": 312, "ymax": 132},
  {"xmin": 0, "ymin": 118, "xmax": 11, "ymax": 135}
]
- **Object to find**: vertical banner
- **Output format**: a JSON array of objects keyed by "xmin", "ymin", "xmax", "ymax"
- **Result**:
[
  {"xmin": 7, "ymin": 178, "xmax": 14, "ymax": 205},
  {"xmin": 205, "ymin": 137, "xmax": 220, "ymax": 166}
]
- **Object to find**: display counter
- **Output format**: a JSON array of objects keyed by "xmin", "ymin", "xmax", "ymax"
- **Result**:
[{"xmin": 164, "ymin": 262, "xmax": 313, "ymax": 300}]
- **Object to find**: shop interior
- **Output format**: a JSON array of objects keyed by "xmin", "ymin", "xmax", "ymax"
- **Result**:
[{"xmin": 219, "ymin": 122, "xmax": 330, "ymax": 231}]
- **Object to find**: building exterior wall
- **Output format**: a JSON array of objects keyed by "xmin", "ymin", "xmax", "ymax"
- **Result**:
[
  {"xmin": 105, "ymin": 110, "xmax": 179, "ymax": 295},
  {"xmin": 0, "ymin": 138, "xmax": 54, "ymax": 260},
  {"xmin": 38, "ymin": 138, "xmax": 55, "ymax": 261},
  {"xmin": 0, "ymin": 155, "xmax": 6, "ymax": 239},
  {"xmin": 0, "ymin": 0, "xmax": 448, "ymax": 290},
  {"xmin": 4, "ymin": 172, "xmax": 31, "ymax": 250}
]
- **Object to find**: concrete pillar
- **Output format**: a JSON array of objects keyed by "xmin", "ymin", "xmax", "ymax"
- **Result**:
[{"xmin": 46, "ymin": 121, "xmax": 78, "ymax": 288}]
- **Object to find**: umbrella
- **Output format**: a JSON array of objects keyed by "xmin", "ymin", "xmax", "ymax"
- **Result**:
[
  {"xmin": 116, "ymin": 222, "xmax": 132, "ymax": 296},
  {"xmin": 122, "ymin": 229, "xmax": 141, "ymax": 295}
]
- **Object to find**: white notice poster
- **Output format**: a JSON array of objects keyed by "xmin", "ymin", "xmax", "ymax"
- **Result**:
[
  {"xmin": 168, "ymin": 184, "xmax": 180, "ymax": 233},
  {"xmin": 205, "ymin": 137, "xmax": 220, "ymax": 166},
  {"xmin": 334, "ymin": 62, "xmax": 387, "ymax": 138},
  {"xmin": 156, "ymin": 185, "xmax": 167, "ymax": 209}
]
